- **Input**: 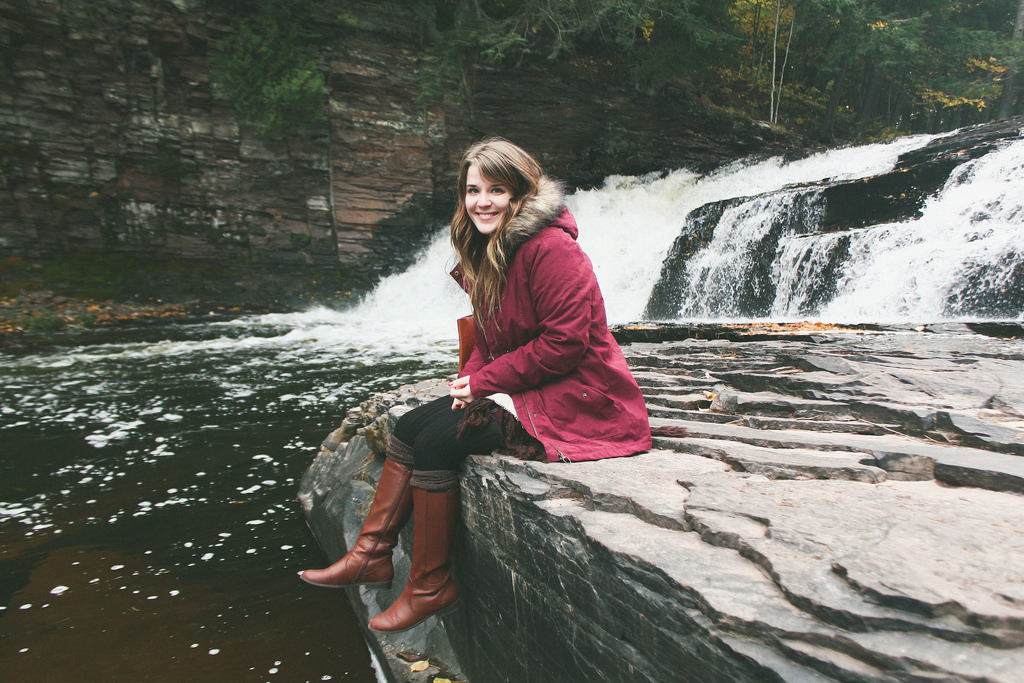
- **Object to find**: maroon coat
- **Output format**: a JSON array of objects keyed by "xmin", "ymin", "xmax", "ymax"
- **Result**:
[{"xmin": 452, "ymin": 178, "xmax": 651, "ymax": 463}]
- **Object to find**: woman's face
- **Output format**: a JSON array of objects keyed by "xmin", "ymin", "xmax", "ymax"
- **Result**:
[{"xmin": 465, "ymin": 163, "xmax": 511, "ymax": 237}]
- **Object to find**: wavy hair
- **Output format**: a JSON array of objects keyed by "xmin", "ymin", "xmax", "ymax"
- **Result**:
[{"xmin": 451, "ymin": 137, "xmax": 543, "ymax": 328}]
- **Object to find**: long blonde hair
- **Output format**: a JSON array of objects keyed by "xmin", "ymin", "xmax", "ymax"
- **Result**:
[{"xmin": 451, "ymin": 137, "xmax": 543, "ymax": 328}]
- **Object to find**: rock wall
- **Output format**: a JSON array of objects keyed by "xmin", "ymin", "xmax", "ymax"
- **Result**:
[
  {"xmin": 300, "ymin": 323, "xmax": 1024, "ymax": 682},
  {"xmin": 0, "ymin": 0, "xmax": 796, "ymax": 303},
  {"xmin": 0, "ymin": 0, "xmax": 332, "ymax": 302}
]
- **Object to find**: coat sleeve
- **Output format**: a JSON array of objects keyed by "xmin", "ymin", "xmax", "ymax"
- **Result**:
[{"xmin": 470, "ymin": 235, "xmax": 596, "ymax": 396}]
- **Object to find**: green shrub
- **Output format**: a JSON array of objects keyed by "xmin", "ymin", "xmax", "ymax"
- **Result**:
[
  {"xmin": 42, "ymin": 254, "xmax": 139, "ymax": 300},
  {"xmin": 14, "ymin": 309, "xmax": 66, "ymax": 332},
  {"xmin": 145, "ymin": 145, "xmax": 188, "ymax": 182},
  {"xmin": 210, "ymin": 10, "xmax": 325, "ymax": 137}
]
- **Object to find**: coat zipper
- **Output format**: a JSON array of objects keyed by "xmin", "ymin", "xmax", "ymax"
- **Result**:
[{"xmin": 524, "ymin": 403, "xmax": 569, "ymax": 463}]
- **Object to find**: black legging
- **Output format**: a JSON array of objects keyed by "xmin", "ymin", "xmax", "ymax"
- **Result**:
[{"xmin": 393, "ymin": 395, "xmax": 501, "ymax": 475}]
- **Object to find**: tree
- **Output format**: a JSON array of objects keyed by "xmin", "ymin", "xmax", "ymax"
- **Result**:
[
  {"xmin": 731, "ymin": 0, "xmax": 1018, "ymax": 137},
  {"xmin": 209, "ymin": 1, "xmax": 325, "ymax": 137},
  {"xmin": 769, "ymin": 0, "xmax": 796, "ymax": 123},
  {"xmin": 420, "ymin": 0, "xmax": 1016, "ymax": 136},
  {"xmin": 420, "ymin": 0, "xmax": 737, "ymax": 101},
  {"xmin": 998, "ymin": 0, "xmax": 1024, "ymax": 118}
]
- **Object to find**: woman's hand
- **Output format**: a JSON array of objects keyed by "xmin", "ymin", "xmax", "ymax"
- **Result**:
[{"xmin": 449, "ymin": 375, "xmax": 475, "ymax": 410}]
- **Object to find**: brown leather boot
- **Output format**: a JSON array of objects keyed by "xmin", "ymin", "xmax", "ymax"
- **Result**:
[
  {"xmin": 299, "ymin": 457, "xmax": 413, "ymax": 588},
  {"xmin": 368, "ymin": 487, "xmax": 460, "ymax": 632}
]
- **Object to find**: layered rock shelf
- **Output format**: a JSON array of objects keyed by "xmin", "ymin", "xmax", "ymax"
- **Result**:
[{"xmin": 299, "ymin": 324, "xmax": 1024, "ymax": 682}]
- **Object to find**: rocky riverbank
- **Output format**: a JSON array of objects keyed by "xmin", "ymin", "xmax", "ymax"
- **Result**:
[
  {"xmin": 0, "ymin": 289, "xmax": 198, "ymax": 335},
  {"xmin": 300, "ymin": 323, "xmax": 1024, "ymax": 682},
  {"xmin": 0, "ymin": 252, "xmax": 356, "ymax": 339}
]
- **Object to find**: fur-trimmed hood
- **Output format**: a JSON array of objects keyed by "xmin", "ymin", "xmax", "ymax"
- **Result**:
[
  {"xmin": 498, "ymin": 175, "xmax": 570, "ymax": 254},
  {"xmin": 449, "ymin": 175, "xmax": 572, "ymax": 293}
]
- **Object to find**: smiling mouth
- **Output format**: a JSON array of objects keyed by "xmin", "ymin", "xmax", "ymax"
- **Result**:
[{"xmin": 475, "ymin": 212, "xmax": 498, "ymax": 220}]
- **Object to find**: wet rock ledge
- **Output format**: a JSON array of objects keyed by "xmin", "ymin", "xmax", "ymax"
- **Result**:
[{"xmin": 299, "ymin": 323, "xmax": 1024, "ymax": 683}]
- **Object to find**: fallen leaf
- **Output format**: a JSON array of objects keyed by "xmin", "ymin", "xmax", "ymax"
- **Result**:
[{"xmin": 410, "ymin": 660, "xmax": 431, "ymax": 672}]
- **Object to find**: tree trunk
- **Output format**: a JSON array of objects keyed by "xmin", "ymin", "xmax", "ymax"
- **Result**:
[
  {"xmin": 997, "ymin": 0, "xmax": 1024, "ymax": 120},
  {"xmin": 889, "ymin": 87, "xmax": 906, "ymax": 130},
  {"xmin": 773, "ymin": 4, "xmax": 796, "ymax": 123},
  {"xmin": 770, "ymin": 0, "xmax": 782, "ymax": 122},
  {"xmin": 749, "ymin": 1, "xmax": 763, "ymax": 87},
  {"xmin": 821, "ymin": 55, "xmax": 849, "ymax": 142},
  {"xmin": 857, "ymin": 63, "xmax": 885, "ymax": 140}
]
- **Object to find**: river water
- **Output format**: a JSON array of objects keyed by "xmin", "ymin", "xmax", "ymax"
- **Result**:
[
  {"xmin": 3, "ymin": 130, "xmax": 1023, "ymax": 682},
  {"xmin": 0, "ymin": 317, "xmax": 460, "ymax": 682}
]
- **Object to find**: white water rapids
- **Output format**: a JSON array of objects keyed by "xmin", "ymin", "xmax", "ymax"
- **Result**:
[{"xmin": 251, "ymin": 128, "xmax": 1023, "ymax": 362}]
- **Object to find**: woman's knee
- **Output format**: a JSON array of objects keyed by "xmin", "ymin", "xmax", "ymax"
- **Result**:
[
  {"xmin": 394, "ymin": 395, "xmax": 499, "ymax": 471},
  {"xmin": 393, "ymin": 396, "xmax": 450, "ymax": 445},
  {"xmin": 411, "ymin": 434, "xmax": 465, "ymax": 471}
]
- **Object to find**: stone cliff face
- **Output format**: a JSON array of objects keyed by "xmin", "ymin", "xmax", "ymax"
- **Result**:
[
  {"xmin": 0, "ymin": 0, "xmax": 796, "ymax": 304},
  {"xmin": 300, "ymin": 324, "xmax": 1024, "ymax": 682},
  {"xmin": 1, "ymin": 0, "xmax": 331, "ymax": 301}
]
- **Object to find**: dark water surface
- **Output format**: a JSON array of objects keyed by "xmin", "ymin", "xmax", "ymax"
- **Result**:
[{"xmin": 0, "ymin": 317, "xmax": 452, "ymax": 682}]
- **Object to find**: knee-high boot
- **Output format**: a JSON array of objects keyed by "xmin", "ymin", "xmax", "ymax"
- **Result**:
[
  {"xmin": 299, "ymin": 457, "xmax": 413, "ymax": 588},
  {"xmin": 368, "ymin": 486, "xmax": 460, "ymax": 632}
]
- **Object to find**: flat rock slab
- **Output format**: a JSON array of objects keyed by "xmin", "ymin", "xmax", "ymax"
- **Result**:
[{"xmin": 300, "ymin": 325, "xmax": 1024, "ymax": 682}]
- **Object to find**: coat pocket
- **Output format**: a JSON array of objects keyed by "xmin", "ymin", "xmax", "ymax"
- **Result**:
[{"xmin": 546, "ymin": 384, "xmax": 619, "ymax": 440}]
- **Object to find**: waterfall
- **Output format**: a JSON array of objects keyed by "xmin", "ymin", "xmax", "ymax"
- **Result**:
[
  {"xmin": 253, "ymin": 129, "xmax": 1022, "ymax": 354},
  {"xmin": 567, "ymin": 133, "xmax": 937, "ymax": 321},
  {"xmin": 649, "ymin": 135, "xmax": 1024, "ymax": 323},
  {"xmin": 818, "ymin": 140, "xmax": 1024, "ymax": 321}
]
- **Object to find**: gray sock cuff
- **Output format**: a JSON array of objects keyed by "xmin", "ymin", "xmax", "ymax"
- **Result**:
[
  {"xmin": 411, "ymin": 469, "xmax": 459, "ymax": 492},
  {"xmin": 386, "ymin": 437, "xmax": 414, "ymax": 468}
]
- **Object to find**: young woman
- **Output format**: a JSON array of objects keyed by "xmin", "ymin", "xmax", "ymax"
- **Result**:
[{"xmin": 299, "ymin": 137, "xmax": 651, "ymax": 632}]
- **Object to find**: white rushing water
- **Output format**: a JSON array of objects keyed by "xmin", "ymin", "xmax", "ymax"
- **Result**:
[
  {"xmin": 817, "ymin": 139, "xmax": 1024, "ymax": 321},
  {"xmin": 130, "ymin": 126, "xmax": 1022, "ymax": 361},
  {"xmin": 673, "ymin": 134, "xmax": 1024, "ymax": 323},
  {"xmin": 569, "ymin": 132, "xmax": 940, "ymax": 322},
  {"xmin": 246, "ymin": 130, "xmax": 952, "ymax": 353}
]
